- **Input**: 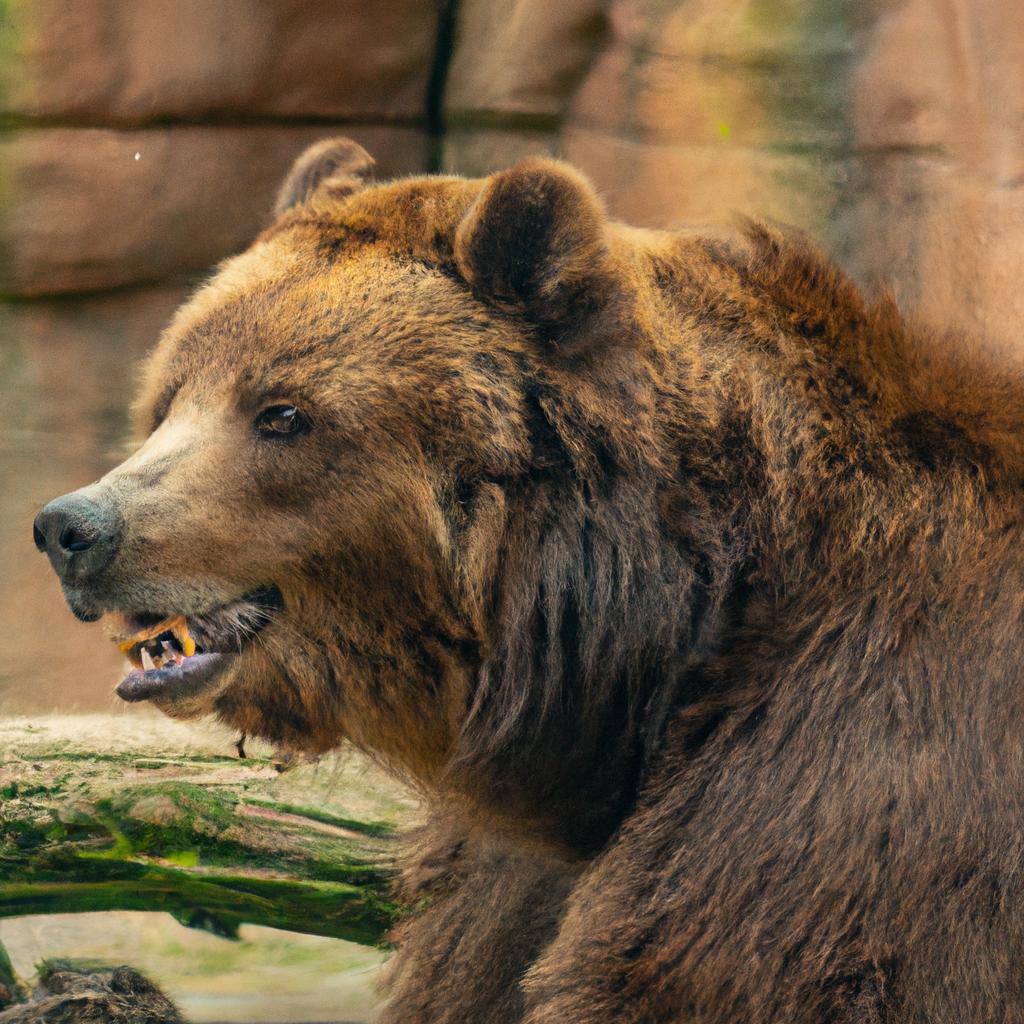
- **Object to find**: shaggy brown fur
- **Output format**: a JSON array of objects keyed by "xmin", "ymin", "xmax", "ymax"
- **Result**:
[{"xmin": 36, "ymin": 139, "xmax": 1024, "ymax": 1022}]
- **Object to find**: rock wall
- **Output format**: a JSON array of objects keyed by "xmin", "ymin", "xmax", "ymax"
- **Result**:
[
  {"xmin": 0, "ymin": 1, "xmax": 437, "ymax": 295},
  {"xmin": 445, "ymin": 0, "xmax": 1024, "ymax": 352},
  {"xmin": 3, "ymin": 0, "xmax": 1022, "ymax": 348}
]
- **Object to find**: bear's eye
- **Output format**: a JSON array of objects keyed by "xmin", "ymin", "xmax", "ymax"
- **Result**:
[{"xmin": 254, "ymin": 404, "xmax": 309, "ymax": 439}]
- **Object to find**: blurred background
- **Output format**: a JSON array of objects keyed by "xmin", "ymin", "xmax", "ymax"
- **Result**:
[
  {"xmin": 1, "ymin": 0, "xmax": 1023, "ymax": 1019},
  {"xmin": 4, "ymin": 0, "xmax": 1024, "ymax": 714}
]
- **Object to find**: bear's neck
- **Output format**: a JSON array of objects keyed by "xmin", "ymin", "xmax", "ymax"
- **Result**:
[{"xmin": 651, "ymin": 229, "xmax": 1024, "ymax": 776}]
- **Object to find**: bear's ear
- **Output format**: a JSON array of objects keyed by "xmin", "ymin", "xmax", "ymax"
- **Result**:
[
  {"xmin": 274, "ymin": 137, "xmax": 375, "ymax": 216},
  {"xmin": 454, "ymin": 158, "xmax": 621, "ymax": 346}
]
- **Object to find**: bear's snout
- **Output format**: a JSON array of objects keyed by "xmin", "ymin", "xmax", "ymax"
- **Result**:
[{"xmin": 33, "ymin": 491, "xmax": 123, "ymax": 593}]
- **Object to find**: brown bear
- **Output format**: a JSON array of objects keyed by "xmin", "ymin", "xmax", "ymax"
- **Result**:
[{"xmin": 33, "ymin": 138, "xmax": 1024, "ymax": 1023}]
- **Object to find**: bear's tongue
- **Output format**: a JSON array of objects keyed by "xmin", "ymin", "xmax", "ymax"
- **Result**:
[{"xmin": 115, "ymin": 652, "xmax": 227, "ymax": 703}]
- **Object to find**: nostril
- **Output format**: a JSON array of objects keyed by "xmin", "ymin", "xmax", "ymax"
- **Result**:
[
  {"xmin": 34, "ymin": 492, "xmax": 121, "ymax": 576},
  {"xmin": 58, "ymin": 524, "xmax": 96, "ymax": 553}
]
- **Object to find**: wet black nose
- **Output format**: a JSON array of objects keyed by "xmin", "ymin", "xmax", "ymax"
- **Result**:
[{"xmin": 33, "ymin": 493, "xmax": 122, "ymax": 582}]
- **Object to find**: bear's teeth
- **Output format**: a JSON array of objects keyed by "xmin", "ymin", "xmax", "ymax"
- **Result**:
[
  {"xmin": 173, "ymin": 620, "xmax": 197, "ymax": 657},
  {"xmin": 141, "ymin": 649, "xmax": 156, "ymax": 672},
  {"xmin": 115, "ymin": 615, "xmax": 195, "ymax": 658}
]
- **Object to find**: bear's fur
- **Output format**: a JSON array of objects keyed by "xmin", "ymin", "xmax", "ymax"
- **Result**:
[{"xmin": 40, "ymin": 139, "xmax": 1024, "ymax": 1022}]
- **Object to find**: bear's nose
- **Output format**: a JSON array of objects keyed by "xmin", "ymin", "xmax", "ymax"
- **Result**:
[{"xmin": 33, "ymin": 493, "xmax": 122, "ymax": 583}]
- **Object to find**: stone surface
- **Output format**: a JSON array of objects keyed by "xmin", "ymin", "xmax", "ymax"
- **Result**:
[
  {"xmin": 853, "ymin": 0, "xmax": 1024, "ymax": 170},
  {"xmin": 545, "ymin": 0, "xmax": 860, "ymax": 249},
  {"xmin": 836, "ymin": 154, "xmax": 1024, "ymax": 357},
  {"xmin": 563, "ymin": 126, "xmax": 848, "ymax": 237},
  {"xmin": 444, "ymin": 0, "xmax": 606, "ymax": 122},
  {"xmin": 0, "ymin": 125, "xmax": 427, "ymax": 295},
  {"xmin": 568, "ymin": 0, "xmax": 857, "ymax": 150},
  {"xmin": 1, "ymin": 0, "xmax": 439, "ymax": 122},
  {"xmin": 845, "ymin": 0, "xmax": 1024, "ymax": 350},
  {"xmin": 442, "ymin": 126, "xmax": 560, "ymax": 177},
  {"xmin": 0, "ymin": 286, "xmax": 189, "ymax": 714},
  {"xmin": 480, "ymin": 0, "xmax": 1024, "ymax": 353}
]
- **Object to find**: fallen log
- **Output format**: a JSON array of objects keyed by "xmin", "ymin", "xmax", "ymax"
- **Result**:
[{"xmin": 0, "ymin": 716, "xmax": 408, "ymax": 952}]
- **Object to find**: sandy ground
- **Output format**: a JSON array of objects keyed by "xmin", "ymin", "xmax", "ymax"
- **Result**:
[{"xmin": 1, "ymin": 710, "xmax": 279, "ymax": 761}]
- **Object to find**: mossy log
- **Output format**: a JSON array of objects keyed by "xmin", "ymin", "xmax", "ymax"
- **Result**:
[
  {"xmin": 0, "ymin": 939, "xmax": 27, "ymax": 1008},
  {"xmin": 0, "ymin": 717, "xmax": 410, "ymax": 950}
]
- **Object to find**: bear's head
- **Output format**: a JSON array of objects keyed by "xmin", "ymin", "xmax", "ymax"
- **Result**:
[{"xmin": 34, "ymin": 139, "xmax": 726, "ymax": 840}]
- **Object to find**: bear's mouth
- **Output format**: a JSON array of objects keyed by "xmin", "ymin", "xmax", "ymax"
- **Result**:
[{"xmin": 111, "ymin": 585, "xmax": 283, "ymax": 704}]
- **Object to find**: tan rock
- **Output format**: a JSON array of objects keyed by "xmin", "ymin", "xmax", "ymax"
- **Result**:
[
  {"xmin": 838, "ymin": 154, "xmax": 1024, "ymax": 357},
  {"xmin": 854, "ymin": 0, "xmax": 1024, "ymax": 178},
  {"xmin": 852, "ymin": 0, "xmax": 956, "ymax": 152},
  {"xmin": 849, "ymin": 0, "xmax": 1024, "ymax": 351},
  {"xmin": 0, "ymin": 125, "xmax": 427, "ymax": 296},
  {"xmin": 444, "ymin": 0, "xmax": 606, "ymax": 120},
  {"xmin": 569, "ymin": 0, "xmax": 856, "ymax": 150},
  {"xmin": 563, "ymin": 127, "xmax": 847, "ymax": 239},
  {"xmin": 0, "ymin": 286, "xmax": 189, "ymax": 716},
  {"xmin": 442, "ymin": 127, "xmax": 560, "ymax": 177},
  {"xmin": 2, "ymin": 1, "xmax": 439, "ymax": 122}
]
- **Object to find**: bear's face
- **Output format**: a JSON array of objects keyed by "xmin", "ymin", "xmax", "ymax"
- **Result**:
[
  {"xmin": 112, "ymin": 229, "xmax": 531, "ymax": 755},
  {"xmin": 34, "ymin": 140, "xmax": 644, "ymax": 777}
]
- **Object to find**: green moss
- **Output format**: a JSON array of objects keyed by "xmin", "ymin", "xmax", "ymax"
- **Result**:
[
  {"xmin": 164, "ymin": 849, "xmax": 199, "ymax": 868},
  {"xmin": 104, "ymin": 781, "xmax": 238, "ymax": 844},
  {"xmin": 0, "ymin": 938, "xmax": 18, "ymax": 991},
  {"xmin": 2, "ymin": 794, "xmax": 399, "ymax": 947},
  {"xmin": 0, "ymin": 872, "xmax": 398, "ymax": 948},
  {"xmin": 1, "ymin": 726, "xmax": 407, "ymax": 949}
]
